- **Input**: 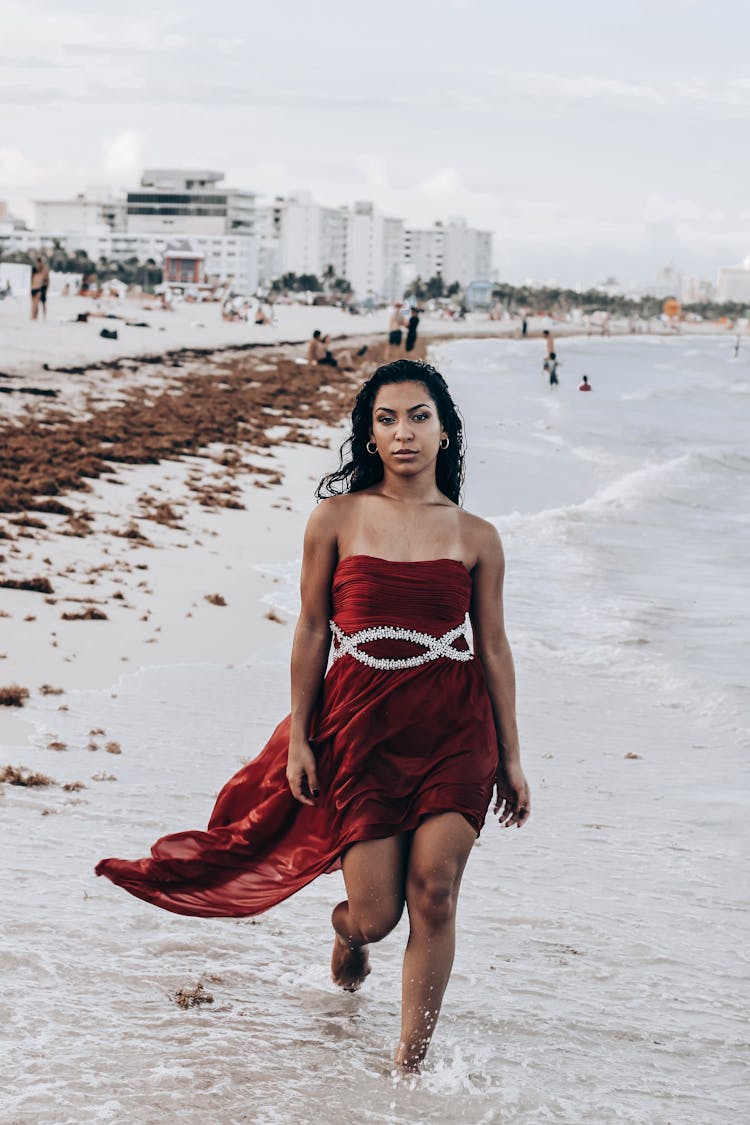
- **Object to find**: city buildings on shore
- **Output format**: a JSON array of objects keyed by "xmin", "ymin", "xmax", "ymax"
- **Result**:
[
  {"xmin": 716, "ymin": 257, "xmax": 750, "ymax": 303},
  {"xmin": 0, "ymin": 169, "xmax": 493, "ymax": 301}
]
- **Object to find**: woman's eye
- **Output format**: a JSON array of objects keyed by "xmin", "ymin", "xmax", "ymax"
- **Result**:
[
  {"xmin": 412, "ymin": 413, "xmax": 429, "ymax": 422},
  {"xmin": 377, "ymin": 416, "xmax": 394, "ymax": 425}
]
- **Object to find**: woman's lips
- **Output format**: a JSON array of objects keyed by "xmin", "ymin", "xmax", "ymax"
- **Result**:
[{"xmin": 392, "ymin": 449, "xmax": 418, "ymax": 458}]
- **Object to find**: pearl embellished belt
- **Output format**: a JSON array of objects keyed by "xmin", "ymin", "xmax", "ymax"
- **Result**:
[{"xmin": 329, "ymin": 618, "xmax": 473, "ymax": 670}]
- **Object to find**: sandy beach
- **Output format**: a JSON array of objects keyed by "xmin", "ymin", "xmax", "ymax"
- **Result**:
[{"xmin": 1, "ymin": 315, "xmax": 747, "ymax": 1123}]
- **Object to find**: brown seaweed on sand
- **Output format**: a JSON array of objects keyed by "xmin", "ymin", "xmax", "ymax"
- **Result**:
[
  {"xmin": 0, "ymin": 577, "xmax": 54, "ymax": 594},
  {"xmin": 0, "ymin": 684, "xmax": 30, "ymax": 707},
  {"xmin": 61, "ymin": 607, "xmax": 108, "ymax": 621},
  {"xmin": 172, "ymin": 982, "xmax": 215, "ymax": 1010},
  {"xmin": 0, "ymin": 764, "xmax": 55, "ymax": 786}
]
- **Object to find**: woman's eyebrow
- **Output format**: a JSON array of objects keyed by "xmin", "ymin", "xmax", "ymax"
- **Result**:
[{"xmin": 375, "ymin": 403, "xmax": 431, "ymax": 413}]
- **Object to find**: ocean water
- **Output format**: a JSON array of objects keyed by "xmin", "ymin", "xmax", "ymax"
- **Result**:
[
  {"xmin": 2, "ymin": 336, "xmax": 748, "ymax": 1124},
  {"xmin": 446, "ymin": 334, "xmax": 750, "ymax": 741}
]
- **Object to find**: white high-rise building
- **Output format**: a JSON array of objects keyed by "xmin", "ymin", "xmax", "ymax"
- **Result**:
[
  {"xmin": 263, "ymin": 195, "xmax": 402, "ymax": 299},
  {"xmin": 348, "ymin": 201, "xmax": 384, "ymax": 302},
  {"xmin": 254, "ymin": 201, "xmax": 283, "ymax": 286},
  {"xmin": 278, "ymin": 192, "xmax": 322, "ymax": 276},
  {"xmin": 404, "ymin": 225, "xmax": 444, "ymax": 281},
  {"xmin": 275, "ymin": 194, "xmax": 350, "ymax": 282},
  {"xmin": 404, "ymin": 218, "xmax": 492, "ymax": 288},
  {"xmin": 319, "ymin": 205, "xmax": 350, "ymax": 280},
  {"xmin": 382, "ymin": 216, "xmax": 405, "ymax": 303},
  {"xmin": 716, "ymin": 257, "xmax": 750, "ymax": 303},
  {"xmin": 34, "ymin": 193, "xmax": 125, "ymax": 236},
  {"xmin": 126, "ymin": 169, "xmax": 255, "ymax": 238}
]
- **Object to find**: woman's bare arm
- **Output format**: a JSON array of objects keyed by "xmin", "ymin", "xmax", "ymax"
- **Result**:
[
  {"xmin": 286, "ymin": 500, "xmax": 340, "ymax": 805},
  {"xmin": 469, "ymin": 522, "xmax": 530, "ymax": 827}
]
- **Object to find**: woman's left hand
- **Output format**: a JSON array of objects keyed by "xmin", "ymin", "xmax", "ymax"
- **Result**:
[{"xmin": 494, "ymin": 759, "xmax": 531, "ymax": 828}]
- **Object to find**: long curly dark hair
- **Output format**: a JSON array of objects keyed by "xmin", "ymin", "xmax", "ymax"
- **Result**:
[{"xmin": 316, "ymin": 359, "xmax": 465, "ymax": 504}]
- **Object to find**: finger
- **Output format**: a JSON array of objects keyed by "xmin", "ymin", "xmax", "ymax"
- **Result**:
[
  {"xmin": 508, "ymin": 802, "xmax": 530, "ymax": 827},
  {"xmin": 286, "ymin": 772, "xmax": 315, "ymax": 806},
  {"xmin": 305, "ymin": 761, "xmax": 320, "ymax": 800},
  {"xmin": 497, "ymin": 801, "xmax": 513, "ymax": 827}
]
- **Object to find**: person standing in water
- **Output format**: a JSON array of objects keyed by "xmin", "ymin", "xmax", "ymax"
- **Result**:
[
  {"xmin": 578, "ymin": 375, "xmax": 592, "ymax": 392},
  {"xmin": 96, "ymin": 359, "xmax": 530, "ymax": 1074},
  {"xmin": 30, "ymin": 257, "xmax": 50, "ymax": 320},
  {"xmin": 542, "ymin": 329, "xmax": 559, "ymax": 386}
]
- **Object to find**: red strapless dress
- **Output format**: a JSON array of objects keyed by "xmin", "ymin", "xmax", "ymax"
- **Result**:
[{"xmin": 95, "ymin": 556, "xmax": 499, "ymax": 917}]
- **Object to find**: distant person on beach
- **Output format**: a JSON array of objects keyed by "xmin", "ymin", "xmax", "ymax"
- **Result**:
[
  {"xmin": 578, "ymin": 375, "xmax": 592, "ymax": 392},
  {"xmin": 308, "ymin": 329, "xmax": 338, "ymax": 367},
  {"xmin": 542, "ymin": 330, "xmax": 558, "ymax": 385},
  {"xmin": 405, "ymin": 306, "xmax": 420, "ymax": 353},
  {"xmin": 521, "ymin": 317, "xmax": 528, "ymax": 337},
  {"xmin": 30, "ymin": 257, "xmax": 50, "ymax": 320},
  {"xmin": 387, "ymin": 302, "xmax": 405, "ymax": 358},
  {"xmin": 306, "ymin": 330, "xmax": 364, "ymax": 371},
  {"xmin": 96, "ymin": 357, "xmax": 530, "ymax": 1075}
]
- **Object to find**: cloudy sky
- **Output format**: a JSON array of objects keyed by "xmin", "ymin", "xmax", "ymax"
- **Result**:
[{"xmin": 2, "ymin": 0, "xmax": 749, "ymax": 285}]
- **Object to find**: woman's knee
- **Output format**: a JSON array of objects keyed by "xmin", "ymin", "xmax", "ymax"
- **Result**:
[
  {"xmin": 407, "ymin": 872, "xmax": 459, "ymax": 930},
  {"xmin": 338, "ymin": 898, "xmax": 404, "ymax": 944},
  {"xmin": 356, "ymin": 901, "xmax": 404, "ymax": 944}
]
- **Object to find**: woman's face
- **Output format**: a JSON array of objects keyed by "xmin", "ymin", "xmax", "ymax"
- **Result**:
[{"xmin": 370, "ymin": 381, "xmax": 446, "ymax": 478}]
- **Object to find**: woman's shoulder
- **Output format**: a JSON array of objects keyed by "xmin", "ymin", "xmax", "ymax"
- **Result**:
[
  {"xmin": 305, "ymin": 492, "xmax": 365, "ymax": 531},
  {"xmin": 457, "ymin": 508, "xmax": 504, "ymax": 563}
]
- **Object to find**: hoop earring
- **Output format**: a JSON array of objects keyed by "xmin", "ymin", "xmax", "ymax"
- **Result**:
[
  {"xmin": 439, "ymin": 436, "xmax": 450, "ymax": 450},
  {"xmin": 366, "ymin": 440, "xmax": 378, "ymax": 455}
]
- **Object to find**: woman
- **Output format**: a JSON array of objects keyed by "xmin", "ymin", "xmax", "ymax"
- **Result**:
[{"xmin": 97, "ymin": 358, "xmax": 530, "ymax": 1073}]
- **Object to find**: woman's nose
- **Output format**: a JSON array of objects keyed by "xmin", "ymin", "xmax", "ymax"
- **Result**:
[{"xmin": 394, "ymin": 419, "xmax": 414, "ymax": 441}]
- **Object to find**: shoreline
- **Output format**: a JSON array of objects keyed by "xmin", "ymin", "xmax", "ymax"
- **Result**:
[{"xmin": 0, "ymin": 289, "xmax": 732, "ymax": 382}]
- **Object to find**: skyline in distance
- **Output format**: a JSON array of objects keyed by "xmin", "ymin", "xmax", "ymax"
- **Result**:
[{"xmin": 2, "ymin": 0, "xmax": 749, "ymax": 287}]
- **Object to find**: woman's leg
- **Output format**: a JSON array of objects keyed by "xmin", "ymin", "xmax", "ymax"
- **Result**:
[
  {"xmin": 396, "ymin": 812, "xmax": 477, "ymax": 1072},
  {"xmin": 331, "ymin": 834, "xmax": 409, "ymax": 990}
]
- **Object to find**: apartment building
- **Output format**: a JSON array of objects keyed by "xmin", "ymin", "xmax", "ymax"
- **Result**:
[{"xmin": 404, "ymin": 218, "xmax": 493, "ymax": 288}]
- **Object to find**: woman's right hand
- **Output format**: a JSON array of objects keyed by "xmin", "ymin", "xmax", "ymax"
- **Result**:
[{"xmin": 286, "ymin": 740, "xmax": 320, "ymax": 806}]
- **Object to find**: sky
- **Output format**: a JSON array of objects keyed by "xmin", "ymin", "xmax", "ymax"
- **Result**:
[{"xmin": 1, "ymin": 0, "xmax": 749, "ymax": 286}]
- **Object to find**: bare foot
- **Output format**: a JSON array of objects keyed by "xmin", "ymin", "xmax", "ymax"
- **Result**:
[
  {"xmin": 331, "ymin": 934, "xmax": 371, "ymax": 991},
  {"xmin": 393, "ymin": 1056, "xmax": 421, "ymax": 1076}
]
